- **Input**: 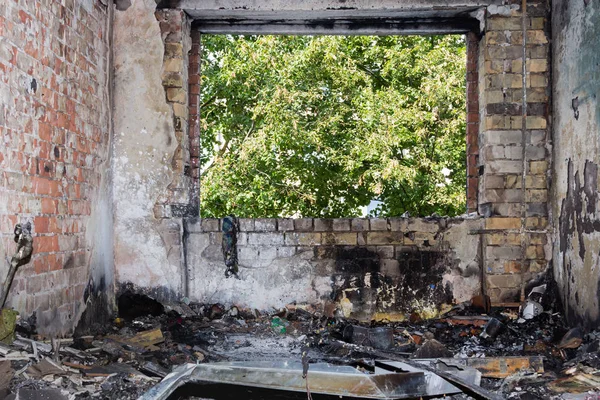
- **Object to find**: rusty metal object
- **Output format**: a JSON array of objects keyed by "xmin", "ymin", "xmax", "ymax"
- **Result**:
[
  {"xmin": 1, "ymin": 223, "xmax": 33, "ymax": 308},
  {"xmin": 471, "ymin": 294, "xmax": 491, "ymax": 314},
  {"xmin": 440, "ymin": 315, "xmax": 491, "ymax": 327},
  {"xmin": 416, "ymin": 356, "xmax": 545, "ymax": 379}
]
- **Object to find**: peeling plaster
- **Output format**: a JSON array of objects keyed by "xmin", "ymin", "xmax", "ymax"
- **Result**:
[
  {"xmin": 112, "ymin": 0, "xmax": 183, "ymax": 299},
  {"xmin": 553, "ymin": 0, "xmax": 600, "ymax": 328},
  {"xmin": 442, "ymin": 219, "xmax": 483, "ymax": 303},
  {"xmin": 486, "ymin": 4, "xmax": 519, "ymax": 17}
]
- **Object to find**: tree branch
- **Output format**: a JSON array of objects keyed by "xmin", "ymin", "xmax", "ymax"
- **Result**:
[
  {"xmin": 200, "ymin": 94, "xmax": 217, "ymax": 109},
  {"xmin": 200, "ymin": 137, "xmax": 230, "ymax": 177},
  {"xmin": 200, "ymin": 120, "xmax": 256, "ymax": 178}
]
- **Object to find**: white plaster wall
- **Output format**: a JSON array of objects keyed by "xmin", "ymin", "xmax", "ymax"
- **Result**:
[{"xmin": 112, "ymin": 0, "xmax": 183, "ymax": 298}]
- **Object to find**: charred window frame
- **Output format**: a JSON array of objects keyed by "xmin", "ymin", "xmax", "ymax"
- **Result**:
[{"xmin": 182, "ymin": 6, "xmax": 484, "ymax": 217}]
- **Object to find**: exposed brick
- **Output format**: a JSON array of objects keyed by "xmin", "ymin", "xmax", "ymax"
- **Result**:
[
  {"xmin": 526, "ymin": 116, "xmax": 547, "ymax": 129},
  {"xmin": 526, "ymin": 189, "xmax": 548, "ymax": 203},
  {"xmin": 527, "ymin": 203, "xmax": 547, "ymax": 217},
  {"xmin": 314, "ymin": 219, "xmax": 333, "ymax": 231},
  {"xmin": 407, "ymin": 219, "xmax": 439, "ymax": 233},
  {"xmin": 369, "ymin": 218, "xmax": 389, "ymax": 231},
  {"xmin": 485, "ymin": 217, "xmax": 521, "ymax": 230},
  {"xmin": 529, "ymin": 160, "xmax": 548, "ymax": 174},
  {"xmin": 247, "ymin": 232, "xmax": 285, "ymax": 246},
  {"xmin": 527, "ymin": 88, "xmax": 548, "ymax": 102},
  {"xmin": 351, "ymin": 218, "xmax": 369, "ymax": 231},
  {"xmin": 166, "ymin": 87, "xmax": 186, "ymax": 103},
  {"xmin": 293, "ymin": 218, "xmax": 313, "ymax": 231},
  {"xmin": 254, "ymin": 218, "xmax": 277, "ymax": 231},
  {"xmin": 323, "ymin": 232, "xmax": 357, "ymax": 245},
  {"xmin": 483, "ymin": 175, "xmax": 505, "ymax": 189},
  {"xmin": 505, "ymin": 175, "xmax": 521, "ymax": 189},
  {"xmin": 528, "ymin": 59, "xmax": 548, "ymax": 72},
  {"xmin": 525, "ymin": 175, "xmax": 547, "ymax": 189},
  {"xmin": 486, "ymin": 103, "xmax": 522, "ymax": 116},
  {"xmin": 487, "ymin": 160, "xmax": 523, "ymax": 174},
  {"xmin": 487, "ymin": 276, "xmax": 521, "ymax": 295},
  {"xmin": 525, "ymin": 217, "xmax": 548, "ymax": 229},
  {"xmin": 528, "ymin": 17, "xmax": 546, "ymax": 30},
  {"xmin": 277, "ymin": 218, "xmax": 293, "ymax": 232},
  {"xmin": 332, "ymin": 218, "xmax": 351, "ymax": 231},
  {"xmin": 0, "ymin": 0, "xmax": 554, "ymax": 331},
  {"xmin": 366, "ymin": 232, "xmax": 404, "ymax": 245},
  {"xmin": 357, "ymin": 231, "xmax": 367, "ymax": 246},
  {"xmin": 526, "ymin": 245, "xmax": 545, "ymax": 259},
  {"xmin": 380, "ymin": 259, "xmax": 400, "ymax": 277},
  {"xmin": 527, "ymin": 30, "xmax": 548, "ymax": 44},
  {"xmin": 238, "ymin": 218, "xmax": 254, "ymax": 232},
  {"xmin": 285, "ymin": 232, "xmax": 321, "ymax": 246},
  {"xmin": 374, "ymin": 245, "xmax": 395, "ymax": 259},
  {"xmin": 487, "ymin": 232, "xmax": 522, "ymax": 246},
  {"xmin": 481, "ymin": 189, "xmax": 523, "ymax": 203},
  {"xmin": 487, "ymin": 17, "xmax": 523, "ymax": 31}
]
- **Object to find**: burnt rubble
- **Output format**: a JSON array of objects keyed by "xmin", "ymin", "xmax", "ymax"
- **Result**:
[{"xmin": 0, "ymin": 291, "xmax": 598, "ymax": 399}]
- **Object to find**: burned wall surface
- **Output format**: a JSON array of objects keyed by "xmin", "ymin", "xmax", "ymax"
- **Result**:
[
  {"xmin": 185, "ymin": 217, "xmax": 483, "ymax": 321},
  {"xmin": 552, "ymin": 0, "xmax": 600, "ymax": 328},
  {"xmin": 0, "ymin": 0, "xmax": 112, "ymax": 335}
]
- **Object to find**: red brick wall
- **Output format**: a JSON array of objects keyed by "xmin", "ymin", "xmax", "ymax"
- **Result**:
[
  {"xmin": 466, "ymin": 32, "xmax": 480, "ymax": 213},
  {"xmin": 0, "ymin": 0, "xmax": 110, "ymax": 333},
  {"xmin": 188, "ymin": 29, "xmax": 201, "ymax": 201}
]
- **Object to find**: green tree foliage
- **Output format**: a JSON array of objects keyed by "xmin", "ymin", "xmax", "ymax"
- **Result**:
[{"xmin": 199, "ymin": 34, "xmax": 466, "ymax": 218}]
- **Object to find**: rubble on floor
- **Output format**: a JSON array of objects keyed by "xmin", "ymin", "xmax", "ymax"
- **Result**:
[{"xmin": 0, "ymin": 291, "xmax": 598, "ymax": 399}]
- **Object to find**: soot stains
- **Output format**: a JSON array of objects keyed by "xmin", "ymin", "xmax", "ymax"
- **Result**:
[
  {"xmin": 333, "ymin": 247, "xmax": 381, "ymax": 274},
  {"xmin": 329, "ymin": 246, "xmax": 451, "ymax": 316},
  {"xmin": 395, "ymin": 249, "xmax": 453, "ymax": 309},
  {"xmin": 558, "ymin": 159, "xmax": 600, "ymax": 326},
  {"xmin": 559, "ymin": 160, "xmax": 600, "ymax": 259}
]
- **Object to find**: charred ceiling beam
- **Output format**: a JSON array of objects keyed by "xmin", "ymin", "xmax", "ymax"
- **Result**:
[{"xmin": 191, "ymin": 16, "xmax": 481, "ymax": 35}]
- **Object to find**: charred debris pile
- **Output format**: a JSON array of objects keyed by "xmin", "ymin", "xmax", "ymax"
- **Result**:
[{"xmin": 0, "ymin": 286, "xmax": 598, "ymax": 400}]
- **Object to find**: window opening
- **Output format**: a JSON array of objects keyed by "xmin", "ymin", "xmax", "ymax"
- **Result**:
[{"xmin": 198, "ymin": 34, "xmax": 467, "ymax": 219}]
